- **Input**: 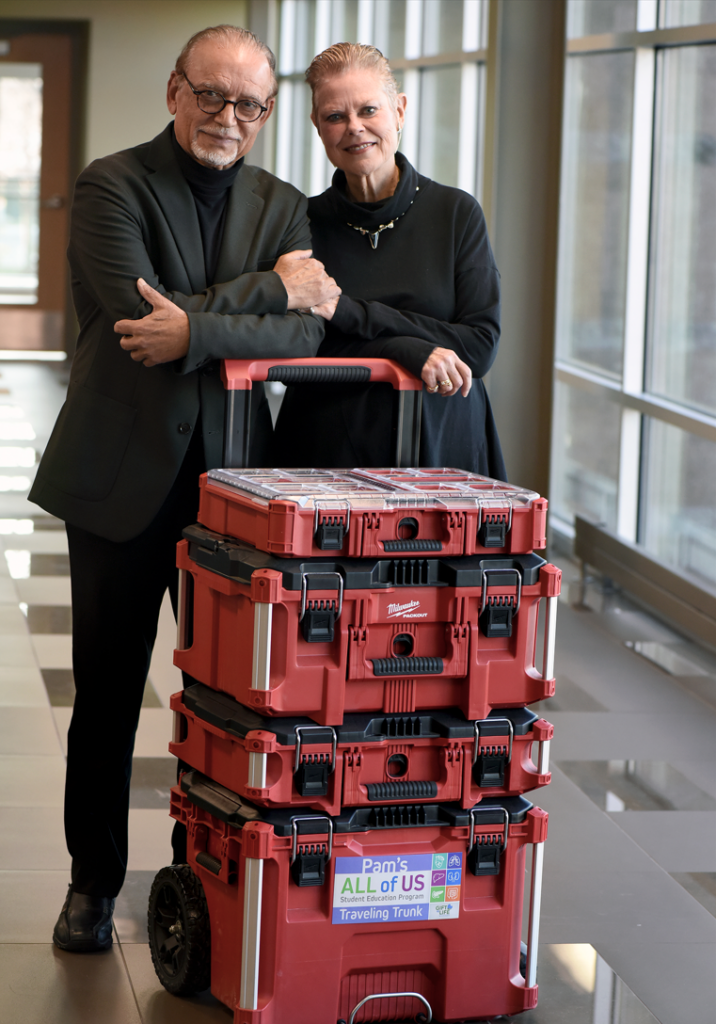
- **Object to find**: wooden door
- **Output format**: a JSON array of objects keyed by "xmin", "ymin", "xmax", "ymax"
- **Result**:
[{"xmin": 0, "ymin": 30, "xmax": 73, "ymax": 351}]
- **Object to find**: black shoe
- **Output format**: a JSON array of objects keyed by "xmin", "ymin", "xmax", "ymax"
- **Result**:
[{"xmin": 52, "ymin": 886, "xmax": 115, "ymax": 952}]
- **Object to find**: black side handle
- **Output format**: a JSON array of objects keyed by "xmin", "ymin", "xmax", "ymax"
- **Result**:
[{"xmin": 267, "ymin": 365, "xmax": 371, "ymax": 384}]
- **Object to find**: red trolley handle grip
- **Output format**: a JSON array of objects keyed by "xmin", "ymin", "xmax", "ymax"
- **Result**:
[{"xmin": 222, "ymin": 357, "xmax": 423, "ymax": 391}]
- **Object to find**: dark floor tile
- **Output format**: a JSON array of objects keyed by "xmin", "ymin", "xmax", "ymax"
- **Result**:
[
  {"xmin": 130, "ymin": 758, "xmax": 177, "ymax": 809},
  {"xmin": 555, "ymin": 759, "xmax": 716, "ymax": 812},
  {"xmin": 29, "ymin": 552, "xmax": 69, "ymax": 576},
  {"xmin": 532, "ymin": 675, "xmax": 607, "ymax": 713},
  {"xmin": 27, "ymin": 605, "xmax": 72, "ymax": 634},
  {"xmin": 40, "ymin": 669, "xmax": 162, "ymax": 708},
  {"xmin": 30, "ymin": 515, "xmax": 65, "ymax": 530},
  {"xmin": 41, "ymin": 668, "xmax": 75, "ymax": 706},
  {"xmin": 670, "ymin": 872, "xmax": 716, "ymax": 918},
  {"xmin": 0, "ymin": 943, "xmax": 141, "ymax": 1024}
]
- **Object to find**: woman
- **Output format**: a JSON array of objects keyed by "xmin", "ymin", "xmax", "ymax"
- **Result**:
[{"xmin": 274, "ymin": 43, "xmax": 505, "ymax": 478}]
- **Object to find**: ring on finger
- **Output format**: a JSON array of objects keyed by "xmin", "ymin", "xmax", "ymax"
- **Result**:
[
  {"xmin": 426, "ymin": 385, "xmax": 439, "ymax": 393},
  {"xmin": 439, "ymin": 379, "xmax": 452, "ymax": 388}
]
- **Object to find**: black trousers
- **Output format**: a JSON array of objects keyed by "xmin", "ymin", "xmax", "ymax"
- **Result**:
[{"xmin": 64, "ymin": 443, "xmax": 205, "ymax": 897}]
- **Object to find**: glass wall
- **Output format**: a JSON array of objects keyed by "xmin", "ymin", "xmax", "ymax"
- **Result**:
[
  {"xmin": 0, "ymin": 63, "xmax": 42, "ymax": 305},
  {"xmin": 273, "ymin": 0, "xmax": 488, "ymax": 199},
  {"xmin": 553, "ymin": 0, "xmax": 716, "ymax": 587}
]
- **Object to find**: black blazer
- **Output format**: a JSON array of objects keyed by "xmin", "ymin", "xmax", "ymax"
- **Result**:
[{"xmin": 30, "ymin": 125, "xmax": 323, "ymax": 542}]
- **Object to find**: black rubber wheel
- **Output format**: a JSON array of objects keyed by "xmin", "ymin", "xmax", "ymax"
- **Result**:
[{"xmin": 147, "ymin": 864, "xmax": 211, "ymax": 995}]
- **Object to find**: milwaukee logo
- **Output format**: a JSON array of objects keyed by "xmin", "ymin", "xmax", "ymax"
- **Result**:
[{"xmin": 387, "ymin": 600, "xmax": 421, "ymax": 618}]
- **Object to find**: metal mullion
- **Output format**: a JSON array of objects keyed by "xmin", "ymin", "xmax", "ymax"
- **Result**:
[
  {"xmin": 278, "ymin": 0, "xmax": 297, "ymax": 75},
  {"xmin": 457, "ymin": 61, "xmax": 479, "ymax": 196},
  {"xmin": 357, "ymin": 0, "xmax": 375, "ymax": 43},
  {"xmin": 405, "ymin": 0, "xmax": 423, "ymax": 61},
  {"xmin": 567, "ymin": 22, "xmax": 716, "ymax": 55},
  {"xmin": 389, "ymin": 49, "xmax": 488, "ymax": 69},
  {"xmin": 616, "ymin": 37, "xmax": 656, "ymax": 542},
  {"xmin": 555, "ymin": 363, "xmax": 716, "ymax": 445},
  {"xmin": 308, "ymin": 0, "xmax": 332, "ymax": 197}
]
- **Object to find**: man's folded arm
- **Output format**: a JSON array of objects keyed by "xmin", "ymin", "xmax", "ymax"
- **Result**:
[{"xmin": 69, "ymin": 167, "xmax": 313, "ymax": 323}]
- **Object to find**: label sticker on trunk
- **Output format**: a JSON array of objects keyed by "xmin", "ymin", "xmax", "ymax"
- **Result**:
[{"xmin": 332, "ymin": 853, "xmax": 462, "ymax": 924}]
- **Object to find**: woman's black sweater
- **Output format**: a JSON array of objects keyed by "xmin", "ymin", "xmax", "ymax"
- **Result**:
[{"xmin": 273, "ymin": 154, "xmax": 506, "ymax": 478}]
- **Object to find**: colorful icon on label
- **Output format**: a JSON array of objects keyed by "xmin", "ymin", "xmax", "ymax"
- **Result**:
[
  {"xmin": 447, "ymin": 854, "xmax": 462, "ymax": 868},
  {"xmin": 432, "ymin": 854, "xmax": 447, "ymax": 870},
  {"xmin": 446, "ymin": 869, "xmax": 461, "ymax": 885},
  {"xmin": 446, "ymin": 885, "xmax": 460, "ymax": 901},
  {"xmin": 431, "ymin": 870, "xmax": 446, "ymax": 885},
  {"xmin": 430, "ymin": 887, "xmax": 446, "ymax": 902}
]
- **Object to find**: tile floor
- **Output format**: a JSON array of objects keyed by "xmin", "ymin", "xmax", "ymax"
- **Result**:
[{"xmin": 0, "ymin": 362, "xmax": 714, "ymax": 1024}]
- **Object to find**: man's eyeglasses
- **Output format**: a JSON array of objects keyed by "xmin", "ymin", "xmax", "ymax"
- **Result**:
[{"xmin": 182, "ymin": 74, "xmax": 268, "ymax": 123}]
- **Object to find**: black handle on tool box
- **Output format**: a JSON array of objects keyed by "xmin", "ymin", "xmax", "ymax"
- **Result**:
[{"xmin": 221, "ymin": 358, "xmax": 423, "ymax": 470}]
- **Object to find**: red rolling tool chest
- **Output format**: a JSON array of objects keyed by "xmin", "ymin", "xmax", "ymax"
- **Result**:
[
  {"xmin": 149, "ymin": 358, "xmax": 556, "ymax": 1024},
  {"xmin": 161, "ymin": 770, "xmax": 548, "ymax": 1024},
  {"xmin": 170, "ymin": 682, "xmax": 553, "ymax": 815},
  {"xmin": 198, "ymin": 466, "xmax": 547, "ymax": 560},
  {"xmin": 174, "ymin": 524, "xmax": 561, "ymax": 724}
]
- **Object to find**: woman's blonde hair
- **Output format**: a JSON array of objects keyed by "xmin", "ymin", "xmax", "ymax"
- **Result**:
[{"xmin": 305, "ymin": 43, "xmax": 399, "ymax": 112}]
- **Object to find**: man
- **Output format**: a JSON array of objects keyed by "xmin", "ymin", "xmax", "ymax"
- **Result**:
[{"xmin": 29, "ymin": 25, "xmax": 339, "ymax": 952}]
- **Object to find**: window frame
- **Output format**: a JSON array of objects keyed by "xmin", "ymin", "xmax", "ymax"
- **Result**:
[{"xmin": 554, "ymin": 1, "xmax": 716, "ymax": 547}]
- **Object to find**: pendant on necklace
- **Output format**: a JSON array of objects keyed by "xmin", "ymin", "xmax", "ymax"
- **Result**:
[{"xmin": 347, "ymin": 185, "xmax": 420, "ymax": 250}]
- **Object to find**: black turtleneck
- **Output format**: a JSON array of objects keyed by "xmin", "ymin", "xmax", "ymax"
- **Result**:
[
  {"xmin": 274, "ymin": 152, "xmax": 505, "ymax": 477},
  {"xmin": 170, "ymin": 127, "xmax": 243, "ymax": 285}
]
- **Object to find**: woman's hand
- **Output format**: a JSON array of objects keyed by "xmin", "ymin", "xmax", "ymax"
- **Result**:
[
  {"xmin": 422, "ymin": 347, "xmax": 472, "ymax": 397},
  {"xmin": 311, "ymin": 295, "xmax": 340, "ymax": 320}
]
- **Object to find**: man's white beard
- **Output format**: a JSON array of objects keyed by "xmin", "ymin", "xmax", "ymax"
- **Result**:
[{"xmin": 191, "ymin": 131, "xmax": 241, "ymax": 168}]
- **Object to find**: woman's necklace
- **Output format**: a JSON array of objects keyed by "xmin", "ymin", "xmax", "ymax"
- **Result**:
[{"xmin": 347, "ymin": 186, "xmax": 420, "ymax": 250}]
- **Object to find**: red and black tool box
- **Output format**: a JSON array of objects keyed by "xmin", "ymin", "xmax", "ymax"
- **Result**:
[
  {"xmin": 150, "ymin": 770, "xmax": 547, "ymax": 1024},
  {"xmin": 198, "ymin": 465, "xmax": 547, "ymax": 560},
  {"xmin": 174, "ymin": 524, "xmax": 561, "ymax": 725},
  {"xmin": 170, "ymin": 682, "xmax": 553, "ymax": 815}
]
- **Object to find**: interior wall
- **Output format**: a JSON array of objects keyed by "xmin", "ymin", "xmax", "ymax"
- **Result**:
[
  {"xmin": 486, "ymin": 0, "xmax": 566, "ymax": 498},
  {"xmin": 0, "ymin": 0, "xmax": 249, "ymax": 167}
]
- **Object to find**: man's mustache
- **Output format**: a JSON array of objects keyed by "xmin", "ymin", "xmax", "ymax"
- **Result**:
[{"xmin": 199, "ymin": 127, "xmax": 241, "ymax": 141}]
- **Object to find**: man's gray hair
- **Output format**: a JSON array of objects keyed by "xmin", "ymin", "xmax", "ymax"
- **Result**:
[{"xmin": 175, "ymin": 25, "xmax": 278, "ymax": 98}]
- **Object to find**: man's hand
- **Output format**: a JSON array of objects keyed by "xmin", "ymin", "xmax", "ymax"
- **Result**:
[
  {"xmin": 115, "ymin": 279, "xmax": 190, "ymax": 367},
  {"xmin": 273, "ymin": 250, "xmax": 341, "ymax": 310},
  {"xmin": 422, "ymin": 347, "xmax": 472, "ymax": 398}
]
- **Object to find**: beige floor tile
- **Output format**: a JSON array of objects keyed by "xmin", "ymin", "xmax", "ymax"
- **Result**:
[
  {"xmin": 128, "ymin": 809, "xmax": 174, "ymax": 872},
  {"xmin": 51, "ymin": 706, "xmax": 71, "ymax": 754},
  {"xmin": 0, "ymin": 633, "xmax": 39, "ymax": 668},
  {"xmin": 0, "ymin": 944, "xmax": 141, "ymax": 1024},
  {"xmin": 120, "ymin": 942, "xmax": 230, "ymax": 1023},
  {"xmin": 134, "ymin": 708, "xmax": 174, "ymax": 758},
  {"xmin": 15, "ymin": 576, "xmax": 72, "ymax": 606},
  {"xmin": 0, "ymin": 807, "xmax": 70, "ymax": 869},
  {"xmin": 31, "ymin": 633, "xmax": 73, "ymax": 669},
  {"xmin": 13, "ymin": 532, "xmax": 69, "ymax": 554},
  {"xmin": 51, "ymin": 706, "xmax": 173, "ymax": 758},
  {"xmin": 0, "ymin": 754, "xmax": 65, "ymax": 806},
  {"xmin": 148, "ymin": 591, "xmax": 182, "ymax": 708},
  {"xmin": 0, "ymin": 665, "xmax": 50, "ymax": 707},
  {"xmin": 0, "ymin": 870, "xmax": 69, "ymax": 941},
  {"xmin": 0, "ymin": 707, "xmax": 63, "ymax": 755},
  {"xmin": 0, "ymin": 605, "xmax": 27, "ymax": 635}
]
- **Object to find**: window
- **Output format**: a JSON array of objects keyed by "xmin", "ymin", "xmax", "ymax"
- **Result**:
[
  {"xmin": 272, "ymin": 0, "xmax": 489, "ymax": 200},
  {"xmin": 553, "ymin": 0, "xmax": 716, "ymax": 587}
]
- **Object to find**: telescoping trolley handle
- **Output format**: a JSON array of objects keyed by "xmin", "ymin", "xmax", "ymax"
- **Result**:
[{"xmin": 221, "ymin": 357, "xmax": 423, "ymax": 469}]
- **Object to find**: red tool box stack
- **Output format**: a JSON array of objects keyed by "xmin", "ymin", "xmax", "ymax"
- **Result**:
[{"xmin": 148, "ymin": 359, "xmax": 560, "ymax": 1024}]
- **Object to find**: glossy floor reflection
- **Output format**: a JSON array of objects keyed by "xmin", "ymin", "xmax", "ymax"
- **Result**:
[
  {"xmin": 1, "ymin": 364, "xmax": 714, "ymax": 1024},
  {"xmin": 556, "ymin": 759, "xmax": 716, "ymax": 811}
]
